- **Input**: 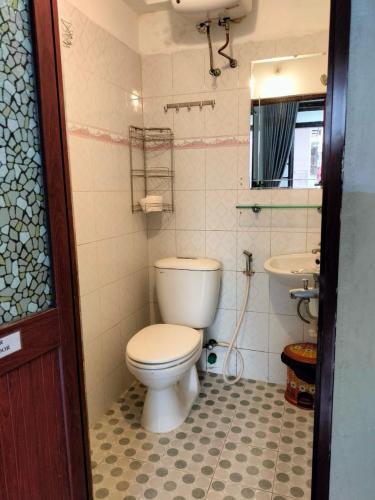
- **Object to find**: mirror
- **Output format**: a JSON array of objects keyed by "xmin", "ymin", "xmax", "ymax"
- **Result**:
[{"xmin": 250, "ymin": 53, "xmax": 328, "ymax": 189}]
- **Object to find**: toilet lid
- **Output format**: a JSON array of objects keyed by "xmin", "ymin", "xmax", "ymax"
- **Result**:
[{"xmin": 126, "ymin": 324, "xmax": 201, "ymax": 365}]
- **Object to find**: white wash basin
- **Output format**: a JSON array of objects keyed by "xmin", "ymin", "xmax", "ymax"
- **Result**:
[{"xmin": 264, "ymin": 253, "xmax": 320, "ymax": 287}]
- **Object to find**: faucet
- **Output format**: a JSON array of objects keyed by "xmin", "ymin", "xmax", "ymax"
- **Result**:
[{"xmin": 290, "ymin": 278, "xmax": 319, "ymax": 300}]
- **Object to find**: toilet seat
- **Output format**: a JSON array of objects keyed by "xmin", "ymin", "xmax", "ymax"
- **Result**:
[
  {"xmin": 127, "ymin": 343, "xmax": 202, "ymax": 371},
  {"xmin": 126, "ymin": 324, "xmax": 202, "ymax": 369}
]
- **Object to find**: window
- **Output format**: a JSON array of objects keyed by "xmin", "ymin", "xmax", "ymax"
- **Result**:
[{"xmin": 251, "ymin": 95, "xmax": 325, "ymax": 189}]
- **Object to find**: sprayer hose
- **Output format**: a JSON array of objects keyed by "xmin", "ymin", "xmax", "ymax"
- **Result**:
[{"xmin": 219, "ymin": 273, "xmax": 251, "ymax": 385}]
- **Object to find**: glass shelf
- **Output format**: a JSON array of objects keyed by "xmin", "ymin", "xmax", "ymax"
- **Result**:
[{"xmin": 236, "ymin": 204, "xmax": 322, "ymax": 213}]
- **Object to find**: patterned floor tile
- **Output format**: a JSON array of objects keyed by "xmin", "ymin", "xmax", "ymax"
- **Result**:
[
  {"xmin": 206, "ymin": 481, "xmax": 272, "ymax": 499},
  {"xmin": 273, "ymin": 451, "xmax": 312, "ymax": 499},
  {"xmin": 93, "ymin": 456, "xmax": 212, "ymax": 499},
  {"xmin": 89, "ymin": 372, "xmax": 314, "ymax": 499},
  {"xmin": 227, "ymin": 410, "xmax": 283, "ymax": 450},
  {"xmin": 158, "ymin": 433, "xmax": 225, "ymax": 475},
  {"xmin": 214, "ymin": 442, "xmax": 277, "ymax": 492},
  {"xmin": 272, "ymin": 496, "xmax": 294, "ymax": 500},
  {"xmin": 280, "ymin": 406, "xmax": 314, "ymax": 454}
]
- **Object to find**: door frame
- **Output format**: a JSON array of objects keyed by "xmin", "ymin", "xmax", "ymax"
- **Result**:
[
  {"xmin": 312, "ymin": 0, "xmax": 351, "ymax": 499},
  {"xmin": 46, "ymin": 0, "xmax": 93, "ymax": 497},
  {"xmin": 32, "ymin": 0, "xmax": 91, "ymax": 497}
]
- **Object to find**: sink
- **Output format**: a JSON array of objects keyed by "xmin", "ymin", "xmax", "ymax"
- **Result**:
[{"xmin": 264, "ymin": 252, "xmax": 320, "ymax": 287}]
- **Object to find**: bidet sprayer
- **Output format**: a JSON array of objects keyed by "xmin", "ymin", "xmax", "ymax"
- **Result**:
[{"xmin": 243, "ymin": 250, "xmax": 254, "ymax": 276}]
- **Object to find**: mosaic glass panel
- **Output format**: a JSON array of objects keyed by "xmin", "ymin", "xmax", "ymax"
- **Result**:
[{"xmin": 0, "ymin": 0, "xmax": 53, "ymax": 324}]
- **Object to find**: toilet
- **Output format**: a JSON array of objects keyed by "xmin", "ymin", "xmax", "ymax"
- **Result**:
[{"xmin": 126, "ymin": 257, "xmax": 221, "ymax": 433}]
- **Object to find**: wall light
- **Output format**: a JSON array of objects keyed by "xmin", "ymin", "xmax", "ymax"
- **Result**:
[{"xmin": 260, "ymin": 67, "xmax": 295, "ymax": 98}]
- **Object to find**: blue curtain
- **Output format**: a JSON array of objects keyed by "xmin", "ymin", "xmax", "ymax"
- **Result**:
[{"xmin": 253, "ymin": 101, "xmax": 298, "ymax": 187}]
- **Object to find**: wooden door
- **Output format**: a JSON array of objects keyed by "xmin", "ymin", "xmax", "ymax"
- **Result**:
[{"xmin": 0, "ymin": 1, "xmax": 90, "ymax": 498}]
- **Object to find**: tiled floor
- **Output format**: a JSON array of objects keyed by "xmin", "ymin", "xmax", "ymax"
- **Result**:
[{"xmin": 90, "ymin": 372, "xmax": 313, "ymax": 499}]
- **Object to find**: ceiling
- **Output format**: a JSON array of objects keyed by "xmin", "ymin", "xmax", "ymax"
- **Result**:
[{"xmin": 123, "ymin": 0, "xmax": 171, "ymax": 14}]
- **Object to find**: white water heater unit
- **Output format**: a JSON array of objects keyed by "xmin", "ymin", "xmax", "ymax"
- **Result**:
[{"xmin": 170, "ymin": 0, "xmax": 253, "ymax": 22}]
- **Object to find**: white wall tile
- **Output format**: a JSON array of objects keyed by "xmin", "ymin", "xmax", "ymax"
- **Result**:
[
  {"xmin": 218, "ymin": 271, "xmax": 237, "ymax": 310},
  {"xmin": 307, "ymin": 207, "xmax": 322, "ymax": 231},
  {"xmin": 174, "ymin": 148, "xmax": 205, "ymax": 191},
  {"xmin": 271, "ymin": 209, "xmax": 308, "ymax": 230},
  {"xmin": 306, "ymin": 232, "xmax": 321, "ymax": 252},
  {"xmin": 176, "ymin": 190, "xmax": 206, "ymax": 230},
  {"xmin": 148, "ymin": 229, "xmax": 176, "ymax": 264},
  {"xmin": 205, "ymin": 91, "xmax": 239, "ymax": 137},
  {"xmin": 271, "ymin": 189, "xmax": 309, "ymax": 205},
  {"xmin": 205, "ymin": 231, "xmax": 237, "ymax": 270},
  {"xmin": 237, "ymin": 271, "xmax": 270, "ymax": 313},
  {"xmin": 237, "ymin": 190, "xmax": 272, "ymax": 230},
  {"xmin": 237, "ymin": 88, "xmax": 251, "ymax": 136},
  {"xmin": 206, "ymin": 147, "xmax": 237, "ymax": 190},
  {"xmin": 205, "ymin": 345, "xmax": 238, "ymax": 377},
  {"xmin": 121, "ymin": 313, "xmax": 138, "ymax": 347},
  {"xmin": 173, "ymin": 93, "xmax": 206, "ymax": 139},
  {"xmin": 269, "ymin": 314, "xmax": 304, "ymax": 354},
  {"xmin": 240, "ymin": 350, "xmax": 269, "ymax": 381},
  {"xmin": 101, "ymin": 324, "xmax": 123, "ymax": 375},
  {"xmin": 132, "ymin": 231, "xmax": 149, "ymax": 272},
  {"xmin": 84, "ymin": 337, "xmax": 105, "ymax": 397},
  {"xmin": 68, "ymin": 135, "xmax": 95, "ymax": 192},
  {"xmin": 270, "ymin": 231, "xmax": 307, "ymax": 256},
  {"xmin": 237, "ymin": 145, "xmax": 250, "ymax": 189},
  {"xmin": 237, "ymin": 231, "xmax": 271, "ymax": 272},
  {"xmin": 102, "ymin": 364, "xmax": 128, "ymax": 411},
  {"xmin": 147, "ymin": 211, "xmax": 176, "ymax": 231},
  {"xmin": 142, "ymin": 53, "xmax": 173, "ymax": 97},
  {"xmin": 72, "ymin": 192, "xmax": 96, "ymax": 244},
  {"xmin": 99, "ymin": 281, "xmax": 122, "ymax": 331},
  {"xmin": 269, "ymin": 277, "xmax": 298, "ymax": 316},
  {"xmin": 176, "ymin": 230, "xmax": 205, "ymax": 257},
  {"xmin": 308, "ymin": 188, "xmax": 323, "ymax": 205},
  {"xmin": 236, "ymin": 311, "xmax": 269, "ymax": 352},
  {"xmin": 172, "ymin": 50, "xmax": 205, "ymax": 94},
  {"xmin": 96, "ymin": 237, "xmax": 121, "ymax": 286},
  {"xmin": 268, "ymin": 353, "xmax": 287, "ymax": 385},
  {"xmin": 206, "ymin": 190, "xmax": 237, "ymax": 230},
  {"xmin": 238, "ymin": 40, "xmax": 277, "ymax": 89},
  {"xmin": 143, "ymin": 96, "xmax": 174, "ymax": 129},
  {"xmin": 77, "ymin": 243, "xmax": 99, "ymax": 295},
  {"xmin": 207, "ymin": 308, "xmax": 237, "ymax": 344},
  {"xmin": 118, "ymin": 275, "xmax": 136, "ymax": 318},
  {"xmin": 80, "ymin": 290, "xmax": 102, "ymax": 344}
]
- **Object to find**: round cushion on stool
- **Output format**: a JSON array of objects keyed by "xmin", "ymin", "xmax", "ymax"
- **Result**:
[{"xmin": 281, "ymin": 343, "xmax": 317, "ymax": 410}]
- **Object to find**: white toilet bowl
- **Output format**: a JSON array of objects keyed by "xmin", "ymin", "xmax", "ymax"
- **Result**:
[
  {"xmin": 126, "ymin": 324, "xmax": 203, "ymax": 433},
  {"xmin": 125, "ymin": 257, "xmax": 221, "ymax": 433}
]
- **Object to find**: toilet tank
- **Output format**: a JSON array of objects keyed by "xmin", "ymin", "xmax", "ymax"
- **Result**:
[{"xmin": 155, "ymin": 257, "xmax": 221, "ymax": 329}]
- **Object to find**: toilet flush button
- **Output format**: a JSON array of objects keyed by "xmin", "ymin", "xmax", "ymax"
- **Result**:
[{"xmin": 0, "ymin": 331, "xmax": 22, "ymax": 359}]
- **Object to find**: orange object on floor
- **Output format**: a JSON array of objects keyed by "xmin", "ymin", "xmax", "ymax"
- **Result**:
[{"xmin": 282, "ymin": 343, "xmax": 317, "ymax": 410}]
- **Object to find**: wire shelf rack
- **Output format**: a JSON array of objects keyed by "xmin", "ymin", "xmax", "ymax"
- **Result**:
[{"xmin": 129, "ymin": 126, "xmax": 174, "ymax": 214}]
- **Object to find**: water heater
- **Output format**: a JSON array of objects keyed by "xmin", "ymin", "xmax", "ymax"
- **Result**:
[{"xmin": 171, "ymin": 0, "xmax": 253, "ymax": 21}]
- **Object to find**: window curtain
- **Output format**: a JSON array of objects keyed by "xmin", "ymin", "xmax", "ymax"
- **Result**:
[{"xmin": 254, "ymin": 101, "xmax": 298, "ymax": 187}]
